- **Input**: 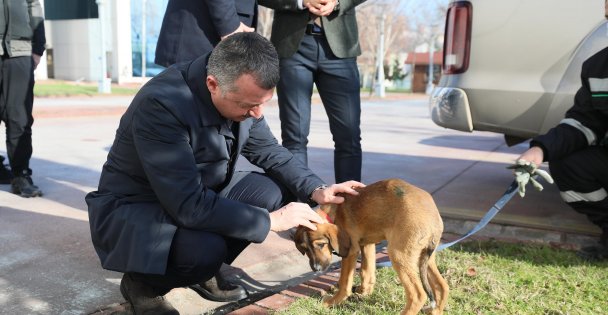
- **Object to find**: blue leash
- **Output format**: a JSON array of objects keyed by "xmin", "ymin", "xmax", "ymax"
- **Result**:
[
  {"xmin": 376, "ymin": 179, "xmax": 519, "ymax": 268},
  {"xmin": 435, "ymin": 179, "xmax": 518, "ymax": 251}
]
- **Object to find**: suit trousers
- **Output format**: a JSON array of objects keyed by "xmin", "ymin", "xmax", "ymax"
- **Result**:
[
  {"xmin": 549, "ymin": 146, "xmax": 608, "ymax": 233},
  {"xmin": 0, "ymin": 55, "xmax": 34, "ymax": 176},
  {"xmin": 130, "ymin": 171, "xmax": 296, "ymax": 292},
  {"xmin": 277, "ymin": 33, "xmax": 362, "ymax": 183}
]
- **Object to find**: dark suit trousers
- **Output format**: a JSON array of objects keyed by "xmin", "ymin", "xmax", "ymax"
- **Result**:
[
  {"xmin": 0, "ymin": 55, "xmax": 34, "ymax": 175},
  {"xmin": 130, "ymin": 171, "xmax": 295, "ymax": 292},
  {"xmin": 277, "ymin": 33, "xmax": 362, "ymax": 183}
]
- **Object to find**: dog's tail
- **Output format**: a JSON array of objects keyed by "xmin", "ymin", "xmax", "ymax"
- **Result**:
[{"xmin": 419, "ymin": 242, "xmax": 437, "ymax": 308}]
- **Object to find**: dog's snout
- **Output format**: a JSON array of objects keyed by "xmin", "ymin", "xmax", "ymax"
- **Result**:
[{"xmin": 311, "ymin": 261, "xmax": 322, "ymax": 272}]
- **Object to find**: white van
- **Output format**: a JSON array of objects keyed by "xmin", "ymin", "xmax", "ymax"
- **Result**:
[{"xmin": 429, "ymin": 0, "xmax": 608, "ymax": 145}]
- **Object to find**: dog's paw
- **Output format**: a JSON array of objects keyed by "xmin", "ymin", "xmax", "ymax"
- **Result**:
[
  {"xmin": 352, "ymin": 285, "xmax": 373, "ymax": 296},
  {"xmin": 321, "ymin": 295, "xmax": 335, "ymax": 307},
  {"xmin": 421, "ymin": 304, "xmax": 437, "ymax": 315},
  {"xmin": 322, "ymin": 294, "xmax": 347, "ymax": 307}
]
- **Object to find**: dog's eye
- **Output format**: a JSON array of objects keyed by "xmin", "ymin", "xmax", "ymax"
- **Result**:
[{"xmin": 316, "ymin": 243, "xmax": 326, "ymax": 249}]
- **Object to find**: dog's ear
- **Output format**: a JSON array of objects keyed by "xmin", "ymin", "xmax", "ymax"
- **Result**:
[
  {"xmin": 326, "ymin": 224, "xmax": 352, "ymax": 257},
  {"xmin": 293, "ymin": 227, "xmax": 308, "ymax": 255},
  {"xmin": 337, "ymin": 227, "xmax": 352, "ymax": 257}
]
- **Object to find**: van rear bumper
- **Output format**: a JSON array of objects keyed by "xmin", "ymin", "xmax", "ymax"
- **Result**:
[{"xmin": 429, "ymin": 87, "xmax": 473, "ymax": 132}]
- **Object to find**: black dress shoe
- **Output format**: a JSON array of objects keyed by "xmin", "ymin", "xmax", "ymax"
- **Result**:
[
  {"xmin": 190, "ymin": 274, "xmax": 248, "ymax": 302},
  {"xmin": 120, "ymin": 274, "xmax": 179, "ymax": 315}
]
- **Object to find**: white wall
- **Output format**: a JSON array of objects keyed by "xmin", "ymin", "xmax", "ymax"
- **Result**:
[
  {"xmin": 49, "ymin": 19, "xmax": 98, "ymax": 81},
  {"xmin": 44, "ymin": 0, "xmax": 133, "ymax": 83}
]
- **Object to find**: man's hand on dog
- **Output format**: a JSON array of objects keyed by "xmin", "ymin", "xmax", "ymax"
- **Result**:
[
  {"xmin": 311, "ymin": 181, "xmax": 366, "ymax": 205},
  {"xmin": 270, "ymin": 202, "xmax": 324, "ymax": 232}
]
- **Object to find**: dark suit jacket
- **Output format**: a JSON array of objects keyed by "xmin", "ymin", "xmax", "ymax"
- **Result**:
[
  {"xmin": 259, "ymin": 0, "xmax": 366, "ymax": 58},
  {"xmin": 86, "ymin": 54, "xmax": 324, "ymax": 274},
  {"xmin": 155, "ymin": 0, "xmax": 258, "ymax": 67}
]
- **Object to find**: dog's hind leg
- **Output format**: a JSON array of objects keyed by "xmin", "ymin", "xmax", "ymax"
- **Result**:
[
  {"xmin": 355, "ymin": 243, "xmax": 376, "ymax": 296},
  {"xmin": 388, "ymin": 248, "xmax": 427, "ymax": 315},
  {"xmin": 426, "ymin": 252, "xmax": 449, "ymax": 315}
]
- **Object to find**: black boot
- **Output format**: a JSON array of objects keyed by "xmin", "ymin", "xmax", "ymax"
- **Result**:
[
  {"xmin": 120, "ymin": 273, "xmax": 179, "ymax": 315},
  {"xmin": 0, "ymin": 156, "xmax": 12, "ymax": 185},
  {"xmin": 11, "ymin": 173, "xmax": 42, "ymax": 198},
  {"xmin": 190, "ymin": 273, "xmax": 248, "ymax": 302},
  {"xmin": 577, "ymin": 230, "xmax": 608, "ymax": 261}
]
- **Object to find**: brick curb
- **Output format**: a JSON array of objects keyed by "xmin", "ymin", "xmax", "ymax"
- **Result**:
[{"xmin": 225, "ymin": 252, "xmax": 392, "ymax": 314}]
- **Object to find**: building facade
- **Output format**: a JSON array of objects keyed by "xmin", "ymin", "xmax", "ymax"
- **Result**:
[{"xmin": 40, "ymin": 0, "xmax": 167, "ymax": 83}]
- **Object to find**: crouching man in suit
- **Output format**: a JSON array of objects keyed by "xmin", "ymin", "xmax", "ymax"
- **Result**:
[{"xmin": 86, "ymin": 32, "xmax": 363, "ymax": 315}]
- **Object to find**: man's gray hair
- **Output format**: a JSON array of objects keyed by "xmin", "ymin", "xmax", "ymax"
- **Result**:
[{"xmin": 207, "ymin": 32, "xmax": 280, "ymax": 93}]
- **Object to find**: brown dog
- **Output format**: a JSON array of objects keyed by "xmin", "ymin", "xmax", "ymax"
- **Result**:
[{"xmin": 294, "ymin": 178, "xmax": 449, "ymax": 315}]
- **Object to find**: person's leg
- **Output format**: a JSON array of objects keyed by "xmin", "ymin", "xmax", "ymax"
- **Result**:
[
  {"xmin": 187, "ymin": 171, "xmax": 296, "ymax": 302},
  {"xmin": 3, "ymin": 56, "xmax": 40, "ymax": 197},
  {"xmin": 0, "ymin": 155, "xmax": 11, "ymax": 184},
  {"xmin": 315, "ymin": 37, "xmax": 362, "ymax": 182},
  {"xmin": 277, "ymin": 35, "xmax": 317, "ymax": 166},
  {"xmin": 121, "ymin": 229, "xmax": 227, "ymax": 313},
  {"xmin": 0, "ymin": 57, "xmax": 14, "ymax": 184},
  {"xmin": 549, "ymin": 147, "xmax": 608, "ymax": 260},
  {"xmin": 218, "ymin": 171, "xmax": 297, "ymax": 263}
]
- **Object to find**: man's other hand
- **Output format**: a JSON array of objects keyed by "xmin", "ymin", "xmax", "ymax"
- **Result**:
[
  {"xmin": 311, "ymin": 180, "xmax": 366, "ymax": 205},
  {"xmin": 221, "ymin": 22, "xmax": 255, "ymax": 40},
  {"xmin": 269, "ymin": 202, "xmax": 323, "ymax": 232}
]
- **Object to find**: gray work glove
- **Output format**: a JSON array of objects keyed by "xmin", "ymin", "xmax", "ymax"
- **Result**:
[{"xmin": 506, "ymin": 159, "xmax": 554, "ymax": 198}]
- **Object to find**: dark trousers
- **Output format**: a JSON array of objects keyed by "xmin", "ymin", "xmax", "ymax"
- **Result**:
[
  {"xmin": 277, "ymin": 33, "xmax": 362, "ymax": 183},
  {"xmin": 0, "ymin": 55, "xmax": 34, "ymax": 176},
  {"xmin": 549, "ymin": 146, "xmax": 608, "ymax": 233},
  {"xmin": 130, "ymin": 171, "xmax": 295, "ymax": 292}
]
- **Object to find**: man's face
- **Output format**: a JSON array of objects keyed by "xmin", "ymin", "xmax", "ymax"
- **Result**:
[{"xmin": 207, "ymin": 74, "xmax": 273, "ymax": 122}]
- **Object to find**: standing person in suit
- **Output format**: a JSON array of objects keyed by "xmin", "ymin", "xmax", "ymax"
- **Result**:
[
  {"xmin": 87, "ymin": 33, "xmax": 364, "ymax": 314},
  {"xmin": 259, "ymin": 0, "xmax": 366, "ymax": 183},
  {"xmin": 0, "ymin": 0, "xmax": 46, "ymax": 197},
  {"xmin": 155, "ymin": 0, "xmax": 258, "ymax": 67}
]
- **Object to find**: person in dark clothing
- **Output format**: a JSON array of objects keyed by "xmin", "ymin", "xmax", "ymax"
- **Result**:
[
  {"xmin": 86, "ymin": 32, "xmax": 363, "ymax": 314},
  {"xmin": 513, "ymin": 0, "xmax": 608, "ymax": 261},
  {"xmin": 155, "ymin": 0, "xmax": 257, "ymax": 67},
  {"xmin": 259, "ymin": 0, "xmax": 366, "ymax": 183},
  {"xmin": 0, "ymin": 0, "xmax": 46, "ymax": 197}
]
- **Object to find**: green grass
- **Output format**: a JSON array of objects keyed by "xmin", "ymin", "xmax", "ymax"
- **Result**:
[
  {"xmin": 34, "ymin": 81, "xmax": 140, "ymax": 97},
  {"xmin": 275, "ymin": 241, "xmax": 608, "ymax": 314}
]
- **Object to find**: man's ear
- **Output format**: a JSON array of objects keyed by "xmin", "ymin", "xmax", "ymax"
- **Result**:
[
  {"xmin": 206, "ymin": 75, "xmax": 219, "ymax": 95},
  {"xmin": 293, "ymin": 227, "xmax": 308, "ymax": 255},
  {"xmin": 327, "ymin": 224, "xmax": 351, "ymax": 257}
]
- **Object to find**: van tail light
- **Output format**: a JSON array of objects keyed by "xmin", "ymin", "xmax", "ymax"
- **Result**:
[{"xmin": 443, "ymin": 1, "xmax": 472, "ymax": 74}]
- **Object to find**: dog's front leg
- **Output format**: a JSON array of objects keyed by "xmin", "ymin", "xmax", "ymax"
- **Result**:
[
  {"xmin": 355, "ymin": 243, "xmax": 376, "ymax": 296},
  {"xmin": 322, "ymin": 252, "xmax": 358, "ymax": 306}
]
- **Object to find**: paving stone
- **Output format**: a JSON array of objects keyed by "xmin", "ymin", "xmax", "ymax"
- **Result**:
[
  {"xmin": 501, "ymin": 226, "xmax": 562, "ymax": 243},
  {"xmin": 281, "ymin": 283, "xmax": 327, "ymax": 298},
  {"xmin": 227, "ymin": 304, "xmax": 269, "ymax": 315},
  {"xmin": 305, "ymin": 277, "xmax": 336, "ymax": 292},
  {"xmin": 254, "ymin": 294, "xmax": 296, "ymax": 311}
]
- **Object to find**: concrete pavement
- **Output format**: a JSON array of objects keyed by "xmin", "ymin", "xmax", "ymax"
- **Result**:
[{"xmin": 0, "ymin": 93, "xmax": 599, "ymax": 315}]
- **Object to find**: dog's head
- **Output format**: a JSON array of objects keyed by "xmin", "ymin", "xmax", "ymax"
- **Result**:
[{"xmin": 293, "ymin": 222, "xmax": 351, "ymax": 272}]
